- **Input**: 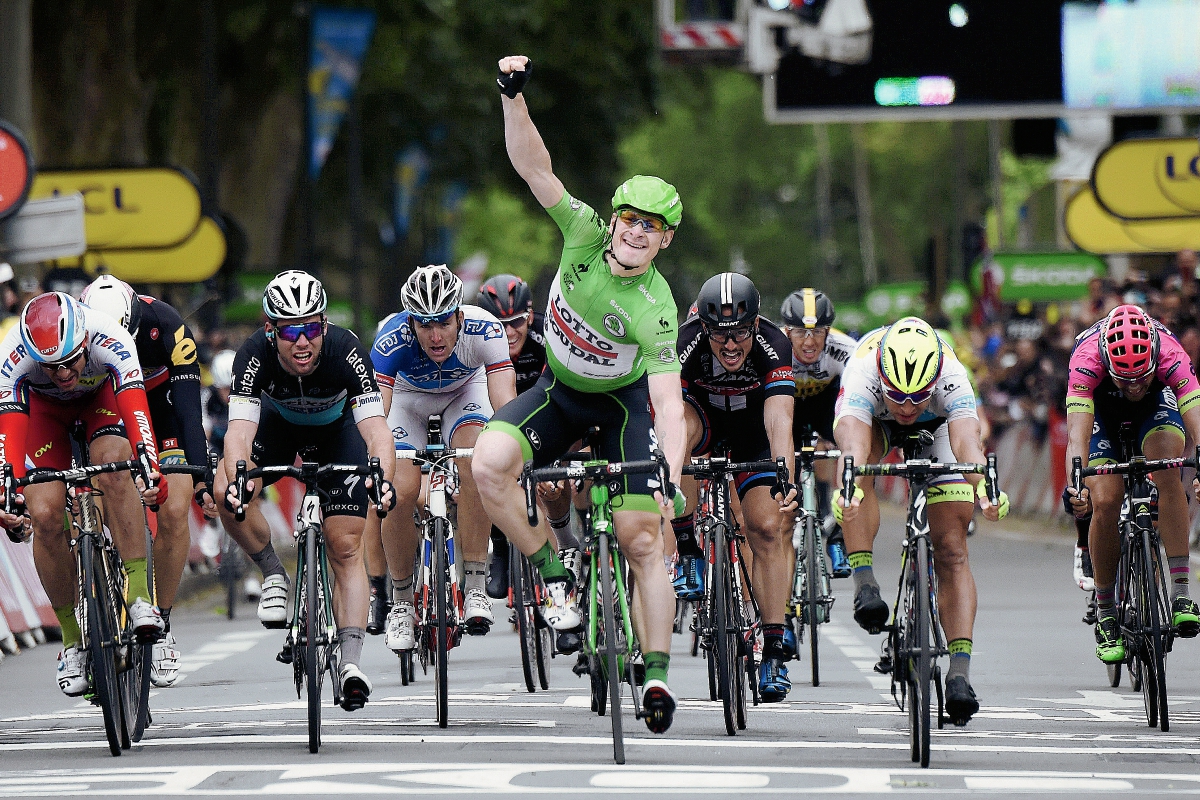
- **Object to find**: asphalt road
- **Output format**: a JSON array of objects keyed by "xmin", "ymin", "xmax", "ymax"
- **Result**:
[{"xmin": 3, "ymin": 507, "xmax": 1200, "ymax": 798}]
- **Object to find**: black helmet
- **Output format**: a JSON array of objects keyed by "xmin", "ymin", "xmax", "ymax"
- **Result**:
[
  {"xmin": 476, "ymin": 274, "xmax": 532, "ymax": 320},
  {"xmin": 780, "ymin": 288, "xmax": 835, "ymax": 329},
  {"xmin": 695, "ymin": 273, "xmax": 760, "ymax": 329}
]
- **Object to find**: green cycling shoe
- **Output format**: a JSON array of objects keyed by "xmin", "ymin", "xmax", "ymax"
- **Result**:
[
  {"xmin": 1094, "ymin": 615, "xmax": 1124, "ymax": 664},
  {"xmin": 1172, "ymin": 596, "xmax": 1200, "ymax": 638}
]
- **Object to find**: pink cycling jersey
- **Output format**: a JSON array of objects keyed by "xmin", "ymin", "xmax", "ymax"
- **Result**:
[{"xmin": 1066, "ymin": 319, "xmax": 1200, "ymax": 415}]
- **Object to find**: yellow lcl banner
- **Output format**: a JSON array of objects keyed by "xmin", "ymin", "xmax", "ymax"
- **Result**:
[
  {"xmin": 81, "ymin": 216, "xmax": 226, "ymax": 283},
  {"xmin": 1066, "ymin": 187, "xmax": 1200, "ymax": 254},
  {"xmin": 29, "ymin": 167, "xmax": 202, "ymax": 249},
  {"xmin": 1091, "ymin": 137, "xmax": 1200, "ymax": 220}
]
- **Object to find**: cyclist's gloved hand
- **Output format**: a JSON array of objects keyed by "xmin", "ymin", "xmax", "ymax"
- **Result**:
[
  {"xmin": 833, "ymin": 485, "xmax": 864, "ymax": 524},
  {"xmin": 224, "ymin": 480, "xmax": 254, "ymax": 514},
  {"xmin": 1, "ymin": 491, "xmax": 29, "ymax": 542},
  {"xmin": 976, "ymin": 481, "xmax": 1009, "ymax": 521},
  {"xmin": 376, "ymin": 478, "xmax": 397, "ymax": 513},
  {"xmin": 1061, "ymin": 485, "xmax": 1091, "ymax": 520},
  {"xmin": 497, "ymin": 57, "xmax": 532, "ymax": 98},
  {"xmin": 669, "ymin": 483, "xmax": 686, "ymax": 519}
]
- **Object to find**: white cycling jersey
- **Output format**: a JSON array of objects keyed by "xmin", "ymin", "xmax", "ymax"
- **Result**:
[{"xmin": 792, "ymin": 329, "xmax": 857, "ymax": 399}]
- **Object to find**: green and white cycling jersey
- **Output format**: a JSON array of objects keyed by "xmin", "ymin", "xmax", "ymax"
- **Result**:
[{"xmin": 542, "ymin": 191, "xmax": 680, "ymax": 393}]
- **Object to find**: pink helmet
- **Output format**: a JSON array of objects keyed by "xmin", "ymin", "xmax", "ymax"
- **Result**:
[{"xmin": 1100, "ymin": 304, "xmax": 1159, "ymax": 380}]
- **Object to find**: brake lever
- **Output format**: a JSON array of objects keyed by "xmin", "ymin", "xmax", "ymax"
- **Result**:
[
  {"xmin": 234, "ymin": 460, "xmax": 248, "ymax": 522},
  {"xmin": 368, "ymin": 457, "xmax": 387, "ymax": 518},
  {"xmin": 841, "ymin": 455, "xmax": 855, "ymax": 508},
  {"xmin": 135, "ymin": 443, "xmax": 160, "ymax": 513},
  {"xmin": 522, "ymin": 462, "xmax": 539, "ymax": 527},
  {"xmin": 985, "ymin": 453, "xmax": 999, "ymax": 506}
]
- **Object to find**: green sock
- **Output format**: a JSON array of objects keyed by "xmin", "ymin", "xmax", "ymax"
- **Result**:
[
  {"xmin": 849, "ymin": 551, "xmax": 876, "ymax": 592},
  {"xmin": 54, "ymin": 606, "xmax": 82, "ymax": 650},
  {"xmin": 124, "ymin": 557, "xmax": 150, "ymax": 604},
  {"xmin": 644, "ymin": 651, "xmax": 670, "ymax": 685},
  {"xmin": 529, "ymin": 541, "xmax": 570, "ymax": 584},
  {"xmin": 947, "ymin": 638, "xmax": 972, "ymax": 682}
]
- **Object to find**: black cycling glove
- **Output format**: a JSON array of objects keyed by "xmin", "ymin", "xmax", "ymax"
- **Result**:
[
  {"xmin": 497, "ymin": 61, "xmax": 532, "ymax": 98},
  {"xmin": 1062, "ymin": 485, "xmax": 1092, "ymax": 520}
]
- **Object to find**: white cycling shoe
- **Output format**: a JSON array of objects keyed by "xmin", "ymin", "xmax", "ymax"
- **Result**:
[
  {"xmin": 257, "ymin": 574, "xmax": 290, "ymax": 628},
  {"xmin": 151, "ymin": 632, "xmax": 181, "ymax": 687},
  {"xmin": 559, "ymin": 547, "xmax": 583, "ymax": 585},
  {"xmin": 57, "ymin": 646, "xmax": 88, "ymax": 697},
  {"xmin": 129, "ymin": 599, "xmax": 165, "ymax": 640},
  {"xmin": 542, "ymin": 579, "xmax": 581, "ymax": 631},
  {"xmin": 385, "ymin": 600, "xmax": 416, "ymax": 652},
  {"xmin": 1074, "ymin": 546, "xmax": 1095, "ymax": 592},
  {"xmin": 464, "ymin": 588, "xmax": 494, "ymax": 633},
  {"xmin": 339, "ymin": 662, "xmax": 372, "ymax": 711}
]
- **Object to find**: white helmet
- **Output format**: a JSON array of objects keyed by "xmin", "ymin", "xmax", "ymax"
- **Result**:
[
  {"xmin": 81, "ymin": 274, "xmax": 141, "ymax": 333},
  {"xmin": 262, "ymin": 270, "xmax": 327, "ymax": 320},
  {"xmin": 210, "ymin": 349, "xmax": 236, "ymax": 389},
  {"xmin": 401, "ymin": 265, "xmax": 463, "ymax": 321}
]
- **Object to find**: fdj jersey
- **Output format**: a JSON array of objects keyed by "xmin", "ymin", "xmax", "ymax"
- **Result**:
[
  {"xmin": 371, "ymin": 305, "xmax": 511, "ymax": 394},
  {"xmin": 542, "ymin": 192, "xmax": 680, "ymax": 393}
]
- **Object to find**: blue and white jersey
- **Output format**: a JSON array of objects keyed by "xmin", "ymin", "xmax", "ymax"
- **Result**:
[{"xmin": 371, "ymin": 305, "xmax": 512, "ymax": 394}]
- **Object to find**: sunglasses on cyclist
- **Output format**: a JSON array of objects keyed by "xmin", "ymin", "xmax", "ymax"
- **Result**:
[
  {"xmin": 274, "ymin": 320, "xmax": 324, "ymax": 342},
  {"xmin": 706, "ymin": 326, "xmax": 754, "ymax": 345},
  {"xmin": 879, "ymin": 375, "xmax": 934, "ymax": 405},
  {"xmin": 788, "ymin": 326, "xmax": 829, "ymax": 340},
  {"xmin": 501, "ymin": 315, "xmax": 528, "ymax": 330},
  {"xmin": 40, "ymin": 350, "xmax": 85, "ymax": 372},
  {"xmin": 617, "ymin": 209, "xmax": 667, "ymax": 233}
]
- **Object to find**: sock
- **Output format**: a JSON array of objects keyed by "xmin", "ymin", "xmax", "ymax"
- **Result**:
[
  {"xmin": 250, "ymin": 543, "xmax": 287, "ymax": 580},
  {"xmin": 644, "ymin": 650, "xmax": 670, "ymax": 685},
  {"xmin": 369, "ymin": 574, "xmax": 387, "ymax": 598},
  {"xmin": 946, "ymin": 638, "xmax": 972, "ymax": 682},
  {"xmin": 549, "ymin": 509, "xmax": 580, "ymax": 551},
  {"xmin": 849, "ymin": 551, "xmax": 876, "ymax": 592},
  {"xmin": 1075, "ymin": 518, "xmax": 1090, "ymax": 549},
  {"xmin": 763, "ymin": 623, "xmax": 787, "ymax": 660},
  {"xmin": 337, "ymin": 627, "xmax": 366, "ymax": 667},
  {"xmin": 55, "ymin": 605, "xmax": 82, "ymax": 650},
  {"xmin": 1169, "ymin": 556, "xmax": 1191, "ymax": 601},
  {"xmin": 672, "ymin": 516, "xmax": 702, "ymax": 558},
  {"xmin": 1096, "ymin": 583, "xmax": 1116, "ymax": 615},
  {"xmin": 124, "ymin": 557, "xmax": 150, "ymax": 603},
  {"xmin": 391, "ymin": 575, "xmax": 414, "ymax": 605},
  {"xmin": 463, "ymin": 561, "xmax": 487, "ymax": 594},
  {"xmin": 529, "ymin": 541, "xmax": 570, "ymax": 584},
  {"xmin": 160, "ymin": 606, "xmax": 172, "ymax": 634}
]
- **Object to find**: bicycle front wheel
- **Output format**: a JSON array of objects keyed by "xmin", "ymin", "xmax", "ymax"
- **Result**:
[
  {"xmin": 122, "ymin": 522, "xmax": 155, "ymax": 744},
  {"xmin": 712, "ymin": 525, "xmax": 738, "ymax": 737},
  {"xmin": 304, "ymin": 529, "xmax": 323, "ymax": 754},
  {"xmin": 598, "ymin": 531, "xmax": 625, "ymax": 765},
  {"xmin": 912, "ymin": 542, "xmax": 933, "ymax": 768},
  {"xmin": 81, "ymin": 541, "xmax": 123, "ymax": 757},
  {"xmin": 511, "ymin": 547, "xmax": 537, "ymax": 693},
  {"xmin": 1145, "ymin": 532, "xmax": 1170, "ymax": 732},
  {"xmin": 433, "ymin": 518, "xmax": 450, "ymax": 729},
  {"xmin": 804, "ymin": 516, "xmax": 822, "ymax": 687}
]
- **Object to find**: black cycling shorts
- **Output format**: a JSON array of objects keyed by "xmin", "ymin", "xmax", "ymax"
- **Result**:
[
  {"xmin": 147, "ymin": 385, "xmax": 186, "ymax": 466},
  {"xmin": 251, "ymin": 408, "xmax": 370, "ymax": 518},
  {"xmin": 684, "ymin": 394, "xmax": 773, "ymax": 500},
  {"xmin": 792, "ymin": 379, "xmax": 839, "ymax": 446},
  {"xmin": 484, "ymin": 371, "xmax": 661, "ymax": 514}
]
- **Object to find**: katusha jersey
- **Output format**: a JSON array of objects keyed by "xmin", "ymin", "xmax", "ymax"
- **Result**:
[
  {"xmin": 542, "ymin": 192, "xmax": 680, "ymax": 393},
  {"xmin": 1067, "ymin": 318, "xmax": 1200, "ymax": 416},
  {"xmin": 371, "ymin": 305, "xmax": 511, "ymax": 394},
  {"xmin": 792, "ymin": 328, "xmax": 857, "ymax": 399}
]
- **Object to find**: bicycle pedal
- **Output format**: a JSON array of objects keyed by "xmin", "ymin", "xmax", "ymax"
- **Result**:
[
  {"xmin": 260, "ymin": 619, "xmax": 288, "ymax": 630},
  {"xmin": 572, "ymin": 653, "xmax": 590, "ymax": 677},
  {"xmin": 464, "ymin": 619, "xmax": 492, "ymax": 636},
  {"xmin": 1082, "ymin": 609, "xmax": 1098, "ymax": 625},
  {"xmin": 277, "ymin": 642, "xmax": 294, "ymax": 664}
]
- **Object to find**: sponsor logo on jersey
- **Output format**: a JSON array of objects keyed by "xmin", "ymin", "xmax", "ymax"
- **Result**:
[
  {"xmin": 549, "ymin": 293, "xmax": 618, "ymax": 367},
  {"xmin": 526, "ymin": 428, "xmax": 541, "ymax": 450},
  {"xmin": 464, "ymin": 403, "xmax": 481, "ymax": 412},
  {"xmin": 569, "ymin": 197, "xmax": 582, "ymax": 211},
  {"xmin": 1073, "ymin": 383, "xmax": 1089, "ymax": 392},
  {"xmin": 0, "ymin": 343, "xmax": 28, "ymax": 378},
  {"xmin": 170, "ymin": 327, "xmax": 198, "ymax": 366},
  {"xmin": 34, "ymin": 441, "xmax": 52, "ymax": 459},
  {"xmin": 239, "ymin": 355, "xmax": 261, "ymax": 392},
  {"xmin": 132, "ymin": 409, "xmax": 158, "ymax": 461},
  {"xmin": 1166, "ymin": 362, "xmax": 1181, "ymax": 379},
  {"xmin": 755, "ymin": 335, "xmax": 780, "ymax": 361},
  {"xmin": 91, "ymin": 332, "xmax": 132, "ymax": 361},
  {"xmin": 374, "ymin": 330, "xmax": 402, "ymax": 357},
  {"xmin": 392, "ymin": 426, "xmax": 408, "ymax": 440},
  {"xmin": 0, "ymin": 390, "xmax": 10, "ymax": 400},
  {"xmin": 1155, "ymin": 410, "xmax": 1170, "ymax": 420},
  {"xmin": 828, "ymin": 347, "xmax": 849, "ymax": 363},
  {"xmin": 462, "ymin": 318, "xmax": 503, "ymax": 341},
  {"xmin": 150, "ymin": 328, "xmax": 159, "ymax": 340},
  {"xmin": 124, "ymin": 368, "xmax": 141, "ymax": 382},
  {"xmin": 94, "ymin": 407, "xmax": 117, "ymax": 417},
  {"xmin": 657, "ymin": 316, "xmax": 670, "ymax": 330},
  {"xmin": 163, "ymin": 437, "xmax": 179, "ymax": 449},
  {"xmin": 1075, "ymin": 367, "xmax": 1099, "ymax": 379},
  {"xmin": 658, "ymin": 347, "xmax": 675, "ymax": 364},
  {"xmin": 603, "ymin": 314, "xmax": 626, "ymax": 338},
  {"xmin": 608, "ymin": 299, "xmax": 632, "ymax": 322},
  {"xmin": 679, "ymin": 331, "xmax": 704, "ymax": 364},
  {"xmin": 345, "ymin": 348, "xmax": 375, "ymax": 395},
  {"xmin": 639, "ymin": 285, "xmax": 657, "ymax": 304}
]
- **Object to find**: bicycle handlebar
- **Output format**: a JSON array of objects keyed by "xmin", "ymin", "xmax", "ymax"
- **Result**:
[
  {"xmin": 520, "ymin": 452, "xmax": 670, "ymax": 527},
  {"xmin": 1, "ymin": 453, "xmax": 148, "ymax": 520},
  {"xmin": 231, "ymin": 457, "xmax": 387, "ymax": 521},
  {"xmin": 795, "ymin": 448, "xmax": 841, "ymax": 460},
  {"xmin": 841, "ymin": 453, "xmax": 999, "ymax": 507},
  {"xmin": 1071, "ymin": 446, "xmax": 1200, "ymax": 495},
  {"xmin": 396, "ymin": 447, "xmax": 475, "ymax": 464}
]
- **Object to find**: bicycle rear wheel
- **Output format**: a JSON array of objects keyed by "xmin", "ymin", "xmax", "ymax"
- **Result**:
[
  {"xmin": 804, "ymin": 516, "xmax": 822, "ymax": 687},
  {"xmin": 712, "ymin": 524, "xmax": 738, "ymax": 736},
  {"xmin": 534, "ymin": 574, "xmax": 552, "ymax": 691},
  {"xmin": 433, "ymin": 518, "xmax": 450, "ymax": 729},
  {"xmin": 304, "ymin": 529, "xmax": 323, "ymax": 754},
  {"xmin": 912, "ymin": 543, "xmax": 933, "ymax": 768},
  {"xmin": 598, "ymin": 531, "xmax": 625, "ymax": 765},
  {"xmin": 82, "ymin": 541, "xmax": 123, "ymax": 757},
  {"xmin": 511, "ymin": 547, "xmax": 538, "ymax": 693}
]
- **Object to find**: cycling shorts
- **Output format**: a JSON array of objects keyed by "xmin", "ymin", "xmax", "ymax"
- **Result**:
[
  {"xmin": 25, "ymin": 383, "xmax": 127, "ymax": 473},
  {"xmin": 792, "ymin": 378, "xmax": 839, "ymax": 445},
  {"xmin": 388, "ymin": 370, "xmax": 492, "ymax": 451},
  {"xmin": 147, "ymin": 384, "xmax": 186, "ymax": 466},
  {"xmin": 251, "ymin": 407, "xmax": 369, "ymax": 518},
  {"xmin": 484, "ymin": 371, "xmax": 661, "ymax": 514},
  {"xmin": 685, "ymin": 394, "xmax": 774, "ymax": 500},
  {"xmin": 878, "ymin": 419, "xmax": 973, "ymax": 505},
  {"xmin": 1088, "ymin": 386, "xmax": 1185, "ymax": 466}
]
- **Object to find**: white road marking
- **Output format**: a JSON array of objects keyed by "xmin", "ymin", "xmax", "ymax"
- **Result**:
[{"xmin": 174, "ymin": 631, "xmax": 272, "ymax": 683}]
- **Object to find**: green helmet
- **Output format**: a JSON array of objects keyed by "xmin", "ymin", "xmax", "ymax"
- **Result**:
[
  {"xmin": 877, "ymin": 317, "xmax": 944, "ymax": 395},
  {"xmin": 611, "ymin": 175, "xmax": 683, "ymax": 228}
]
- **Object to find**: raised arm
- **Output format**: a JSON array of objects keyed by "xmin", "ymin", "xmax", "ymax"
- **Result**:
[{"xmin": 499, "ymin": 55, "xmax": 565, "ymax": 209}]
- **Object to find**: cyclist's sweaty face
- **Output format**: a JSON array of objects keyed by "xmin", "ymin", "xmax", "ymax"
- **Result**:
[
  {"xmin": 271, "ymin": 314, "xmax": 324, "ymax": 377},
  {"xmin": 706, "ymin": 325, "xmax": 754, "ymax": 372},
  {"xmin": 882, "ymin": 393, "xmax": 932, "ymax": 426},
  {"xmin": 40, "ymin": 350, "xmax": 86, "ymax": 391},
  {"xmin": 1116, "ymin": 373, "xmax": 1153, "ymax": 401},
  {"xmin": 788, "ymin": 326, "xmax": 828, "ymax": 366},
  {"xmin": 608, "ymin": 210, "xmax": 673, "ymax": 272},
  {"xmin": 415, "ymin": 312, "xmax": 462, "ymax": 364}
]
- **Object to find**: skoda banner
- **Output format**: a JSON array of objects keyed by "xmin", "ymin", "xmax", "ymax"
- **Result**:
[
  {"xmin": 309, "ymin": 7, "xmax": 376, "ymax": 178},
  {"xmin": 970, "ymin": 252, "xmax": 1105, "ymax": 302},
  {"xmin": 859, "ymin": 281, "xmax": 971, "ymax": 326}
]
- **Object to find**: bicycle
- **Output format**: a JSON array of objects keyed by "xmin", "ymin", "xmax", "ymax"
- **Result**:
[
  {"xmin": 395, "ymin": 414, "xmax": 473, "ymax": 727},
  {"xmin": 2, "ymin": 435, "xmax": 160, "ymax": 757},
  {"xmin": 231, "ymin": 456, "xmax": 386, "ymax": 753},
  {"xmin": 790, "ymin": 438, "xmax": 841, "ymax": 687},
  {"xmin": 1071, "ymin": 444, "xmax": 1198, "ymax": 732},
  {"xmin": 843, "ymin": 435, "xmax": 998, "ymax": 768},
  {"xmin": 521, "ymin": 445, "xmax": 670, "ymax": 765},
  {"xmin": 682, "ymin": 452, "xmax": 786, "ymax": 736},
  {"xmin": 510, "ymin": 537, "xmax": 554, "ymax": 692}
]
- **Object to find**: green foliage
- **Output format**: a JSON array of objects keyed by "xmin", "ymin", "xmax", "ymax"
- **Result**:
[{"xmin": 454, "ymin": 185, "xmax": 558, "ymax": 280}]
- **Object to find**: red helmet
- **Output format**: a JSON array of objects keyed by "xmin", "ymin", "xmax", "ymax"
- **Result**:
[
  {"xmin": 1100, "ymin": 304, "xmax": 1159, "ymax": 380},
  {"xmin": 20, "ymin": 292, "xmax": 88, "ymax": 364}
]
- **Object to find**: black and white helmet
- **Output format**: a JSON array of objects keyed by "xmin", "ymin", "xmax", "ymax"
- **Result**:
[
  {"xmin": 262, "ymin": 270, "xmax": 327, "ymax": 320},
  {"xmin": 402, "ymin": 264, "xmax": 463, "ymax": 321},
  {"xmin": 81, "ymin": 274, "xmax": 142, "ymax": 333}
]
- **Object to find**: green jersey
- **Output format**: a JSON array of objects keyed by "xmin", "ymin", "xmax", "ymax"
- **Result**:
[{"xmin": 542, "ymin": 191, "xmax": 680, "ymax": 393}]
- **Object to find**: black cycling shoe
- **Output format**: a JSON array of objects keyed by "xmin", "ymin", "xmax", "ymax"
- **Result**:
[
  {"xmin": 486, "ymin": 530, "xmax": 509, "ymax": 599},
  {"xmin": 366, "ymin": 585, "xmax": 390, "ymax": 636},
  {"xmin": 557, "ymin": 629, "xmax": 582, "ymax": 655},
  {"xmin": 642, "ymin": 680, "xmax": 677, "ymax": 734},
  {"xmin": 853, "ymin": 583, "xmax": 889, "ymax": 633},
  {"xmin": 944, "ymin": 675, "xmax": 979, "ymax": 726}
]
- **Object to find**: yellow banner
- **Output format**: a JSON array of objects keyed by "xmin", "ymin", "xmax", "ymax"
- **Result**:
[
  {"xmin": 81, "ymin": 216, "xmax": 226, "ymax": 283},
  {"xmin": 1092, "ymin": 137, "xmax": 1200, "ymax": 220},
  {"xmin": 30, "ymin": 167, "xmax": 202, "ymax": 249},
  {"xmin": 1065, "ymin": 187, "xmax": 1200, "ymax": 254}
]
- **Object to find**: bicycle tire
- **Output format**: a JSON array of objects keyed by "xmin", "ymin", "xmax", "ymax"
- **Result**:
[
  {"xmin": 914, "ymin": 542, "xmax": 933, "ymax": 768},
  {"xmin": 1145, "ymin": 531, "xmax": 1169, "ymax": 732},
  {"xmin": 511, "ymin": 547, "xmax": 537, "ymax": 693},
  {"xmin": 712, "ymin": 523, "xmax": 738, "ymax": 737},
  {"xmin": 730, "ymin": 549, "xmax": 749, "ymax": 730},
  {"xmin": 1106, "ymin": 661, "xmax": 1122, "ymax": 688},
  {"xmin": 534, "ymin": 574, "xmax": 552, "ymax": 691},
  {"xmin": 804, "ymin": 515, "xmax": 822, "ymax": 687},
  {"xmin": 590, "ymin": 653, "xmax": 605, "ymax": 714},
  {"xmin": 1128, "ymin": 534, "xmax": 1157, "ymax": 728},
  {"xmin": 598, "ymin": 531, "xmax": 625, "ymax": 765},
  {"xmin": 82, "ymin": 541, "xmax": 123, "ymax": 757},
  {"xmin": 305, "ymin": 528, "xmax": 323, "ymax": 754},
  {"xmin": 399, "ymin": 650, "xmax": 413, "ymax": 685},
  {"xmin": 433, "ymin": 517, "xmax": 450, "ymax": 729},
  {"xmin": 125, "ymin": 521, "xmax": 155, "ymax": 743}
]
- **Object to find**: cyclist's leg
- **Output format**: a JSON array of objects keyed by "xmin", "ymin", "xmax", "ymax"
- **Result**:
[
  {"xmin": 445, "ymin": 377, "xmax": 497, "ymax": 629},
  {"xmin": 927, "ymin": 492, "xmax": 981, "ymax": 725},
  {"xmin": 143, "ymin": 386, "xmax": 190, "ymax": 627},
  {"xmin": 326, "ymin": 507, "xmax": 374, "ymax": 709},
  {"xmin": 669, "ymin": 397, "xmax": 706, "ymax": 599},
  {"xmin": 380, "ymin": 395, "xmax": 428, "ymax": 610}
]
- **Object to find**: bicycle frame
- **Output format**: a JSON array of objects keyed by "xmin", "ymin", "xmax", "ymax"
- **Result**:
[
  {"xmin": 289, "ymin": 480, "xmax": 338, "ymax": 698},
  {"xmin": 584, "ymin": 476, "xmax": 636, "ymax": 684},
  {"xmin": 791, "ymin": 443, "xmax": 839, "ymax": 687}
]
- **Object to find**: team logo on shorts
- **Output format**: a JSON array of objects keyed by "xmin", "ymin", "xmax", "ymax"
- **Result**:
[
  {"xmin": 526, "ymin": 428, "xmax": 542, "ymax": 450},
  {"xmin": 603, "ymin": 314, "xmax": 626, "ymax": 338}
]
